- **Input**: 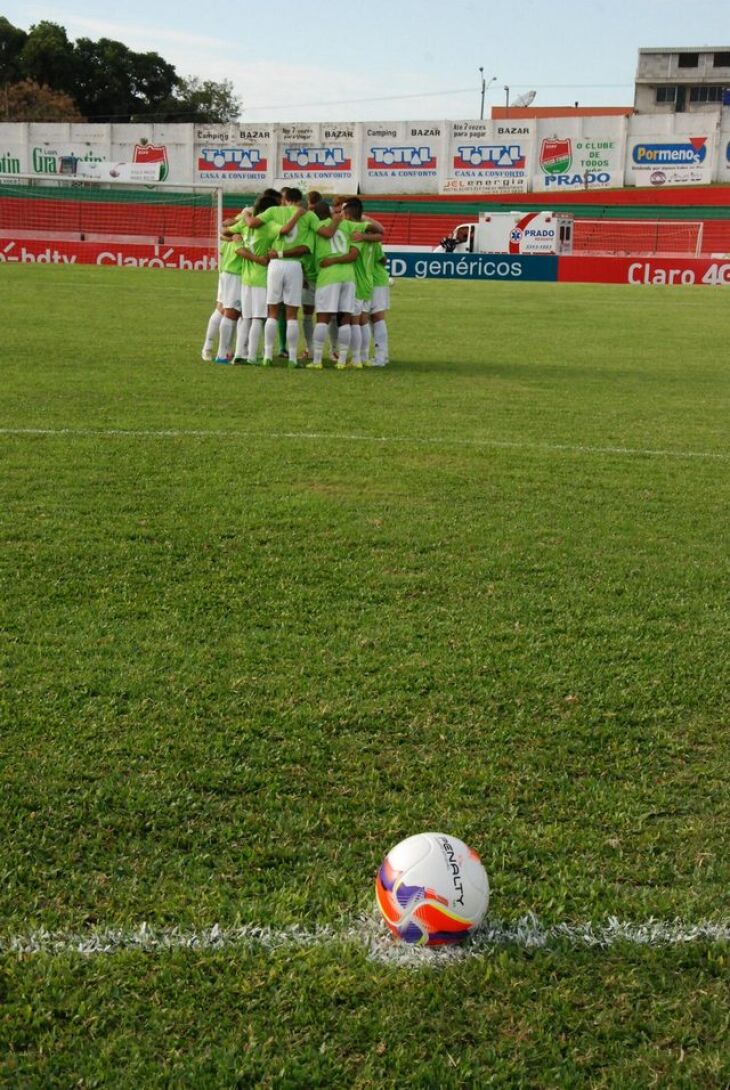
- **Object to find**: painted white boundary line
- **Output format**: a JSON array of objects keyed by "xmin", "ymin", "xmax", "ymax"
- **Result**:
[
  {"xmin": 2, "ymin": 914, "xmax": 728, "ymax": 966},
  {"xmin": 0, "ymin": 427, "xmax": 728, "ymax": 462}
]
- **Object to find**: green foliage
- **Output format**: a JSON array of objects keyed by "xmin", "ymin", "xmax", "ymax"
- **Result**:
[
  {"xmin": 0, "ymin": 17, "xmax": 238, "ymax": 122},
  {"xmin": 0, "ymin": 267, "xmax": 728, "ymax": 1086}
]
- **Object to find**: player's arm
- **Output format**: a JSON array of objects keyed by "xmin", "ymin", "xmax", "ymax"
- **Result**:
[
  {"xmin": 268, "ymin": 244, "xmax": 309, "ymax": 260},
  {"xmin": 316, "ymin": 211, "xmax": 344, "ymax": 238},
  {"xmin": 278, "ymin": 206, "xmax": 306, "ymax": 235},
  {"xmin": 361, "ymin": 216, "xmax": 385, "ymax": 234},
  {"xmin": 352, "ymin": 229, "xmax": 383, "ymax": 243},
  {"xmin": 320, "ymin": 246, "xmax": 358, "ymax": 268},
  {"xmin": 236, "ymin": 244, "xmax": 269, "ymax": 265}
]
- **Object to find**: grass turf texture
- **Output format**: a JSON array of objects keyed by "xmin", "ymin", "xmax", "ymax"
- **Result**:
[{"xmin": 1, "ymin": 266, "xmax": 729, "ymax": 1087}]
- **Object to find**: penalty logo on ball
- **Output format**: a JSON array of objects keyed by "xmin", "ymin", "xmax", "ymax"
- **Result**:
[{"xmin": 375, "ymin": 832, "xmax": 489, "ymax": 946}]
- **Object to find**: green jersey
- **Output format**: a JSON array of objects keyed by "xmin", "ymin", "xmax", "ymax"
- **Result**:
[
  {"xmin": 350, "ymin": 222, "xmax": 378, "ymax": 300},
  {"xmin": 220, "ymin": 237, "xmax": 243, "ymax": 276},
  {"xmin": 372, "ymin": 241, "xmax": 389, "ymax": 288},
  {"xmin": 258, "ymin": 205, "xmax": 317, "ymax": 262},
  {"xmin": 241, "ymin": 221, "xmax": 277, "ymax": 289},
  {"xmin": 313, "ymin": 218, "xmax": 359, "ymax": 287}
]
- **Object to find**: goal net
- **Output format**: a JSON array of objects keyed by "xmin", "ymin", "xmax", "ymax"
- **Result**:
[
  {"xmin": 570, "ymin": 218, "xmax": 704, "ymax": 258},
  {"xmin": 0, "ymin": 176, "xmax": 222, "ymax": 261}
]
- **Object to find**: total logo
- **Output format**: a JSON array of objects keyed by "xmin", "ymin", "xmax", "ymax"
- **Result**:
[
  {"xmin": 453, "ymin": 145, "xmax": 526, "ymax": 170},
  {"xmin": 198, "ymin": 148, "xmax": 267, "ymax": 172},
  {"xmin": 633, "ymin": 138, "xmax": 707, "ymax": 165},
  {"xmin": 368, "ymin": 146, "xmax": 437, "ymax": 169},
  {"xmin": 282, "ymin": 146, "xmax": 351, "ymax": 171}
]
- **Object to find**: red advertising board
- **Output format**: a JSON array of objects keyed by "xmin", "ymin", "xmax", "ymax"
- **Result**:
[
  {"xmin": 558, "ymin": 255, "xmax": 730, "ymax": 286},
  {"xmin": 0, "ymin": 236, "xmax": 216, "ymax": 269}
]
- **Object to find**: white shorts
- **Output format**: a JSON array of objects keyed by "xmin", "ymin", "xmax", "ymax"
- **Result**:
[
  {"xmin": 315, "ymin": 280, "xmax": 356, "ymax": 315},
  {"xmin": 242, "ymin": 284, "xmax": 267, "ymax": 320},
  {"xmin": 219, "ymin": 271, "xmax": 241, "ymax": 312},
  {"xmin": 266, "ymin": 259, "xmax": 303, "ymax": 307},
  {"xmin": 352, "ymin": 297, "xmax": 372, "ymax": 317},
  {"xmin": 215, "ymin": 275, "xmax": 223, "ymax": 305},
  {"xmin": 302, "ymin": 279, "xmax": 315, "ymax": 308},
  {"xmin": 371, "ymin": 285, "xmax": 390, "ymax": 313}
]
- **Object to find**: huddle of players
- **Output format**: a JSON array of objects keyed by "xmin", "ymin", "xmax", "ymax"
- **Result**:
[{"xmin": 201, "ymin": 187, "xmax": 391, "ymax": 369}]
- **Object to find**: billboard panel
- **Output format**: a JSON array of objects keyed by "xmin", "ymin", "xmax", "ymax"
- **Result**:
[
  {"xmin": 442, "ymin": 120, "xmax": 534, "ymax": 193},
  {"xmin": 532, "ymin": 116, "xmax": 626, "ymax": 191},
  {"xmin": 273, "ymin": 123, "xmax": 358, "ymax": 192},
  {"xmin": 361, "ymin": 121, "xmax": 443, "ymax": 193},
  {"xmin": 193, "ymin": 123, "xmax": 274, "ymax": 188}
]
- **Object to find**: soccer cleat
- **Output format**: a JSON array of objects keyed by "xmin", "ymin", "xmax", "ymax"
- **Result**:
[
  {"xmin": 260, "ymin": 358, "xmax": 272, "ymax": 367},
  {"xmin": 232, "ymin": 357, "xmax": 248, "ymax": 366},
  {"xmin": 334, "ymin": 361, "xmax": 347, "ymax": 370},
  {"xmin": 215, "ymin": 357, "xmax": 231, "ymax": 365},
  {"xmin": 351, "ymin": 361, "xmax": 363, "ymax": 369},
  {"xmin": 305, "ymin": 361, "xmax": 323, "ymax": 370},
  {"xmin": 201, "ymin": 348, "xmax": 213, "ymax": 361},
  {"xmin": 287, "ymin": 359, "xmax": 301, "ymax": 369},
  {"xmin": 277, "ymin": 350, "xmax": 289, "ymax": 360}
]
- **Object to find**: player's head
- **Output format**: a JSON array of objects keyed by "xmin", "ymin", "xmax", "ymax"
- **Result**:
[
  {"xmin": 262, "ymin": 187, "xmax": 281, "ymax": 203},
  {"xmin": 283, "ymin": 187, "xmax": 303, "ymax": 206},
  {"xmin": 253, "ymin": 193, "xmax": 278, "ymax": 215},
  {"xmin": 312, "ymin": 199, "xmax": 331, "ymax": 221},
  {"xmin": 342, "ymin": 197, "xmax": 363, "ymax": 221},
  {"xmin": 307, "ymin": 190, "xmax": 322, "ymax": 209}
]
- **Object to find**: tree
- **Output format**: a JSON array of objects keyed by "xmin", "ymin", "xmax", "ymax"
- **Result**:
[
  {"xmin": 0, "ymin": 17, "xmax": 28, "ymax": 86},
  {"xmin": 72, "ymin": 37, "xmax": 178, "ymax": 121},
  {"xmin": 157, "ymin": 76, "xmax": 241, "ymax": 123},
  {"xmin": 3, "ymin": 79, "xmax": 84, "ymax": 121},
  {"xmin": 19, "ymin": 21, "xmax": 77, "ymax": 97}
]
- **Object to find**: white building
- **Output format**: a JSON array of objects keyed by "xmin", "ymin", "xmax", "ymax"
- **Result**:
[{"xmin": 634, "ymin": 47, "xmax": 730, "ymax": 114}]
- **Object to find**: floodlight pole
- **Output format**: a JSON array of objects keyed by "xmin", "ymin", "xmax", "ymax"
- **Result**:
[
  {"xmin": 504, "ymin": 85, "xmax": 510, "ymax": 110},
  {"xmin": 479, "ymin": 69, "xmax": 496, "ymax": 120}
]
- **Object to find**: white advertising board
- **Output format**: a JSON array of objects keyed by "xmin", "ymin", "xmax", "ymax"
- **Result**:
[{"xmin": 360, "ymin": 120, "xmax": 443, "ymax": 193}]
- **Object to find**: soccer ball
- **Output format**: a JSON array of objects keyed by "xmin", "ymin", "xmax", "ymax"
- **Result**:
[{"xmin": 375, "ymin": 832, "xmax": 489, "ymax": 946}]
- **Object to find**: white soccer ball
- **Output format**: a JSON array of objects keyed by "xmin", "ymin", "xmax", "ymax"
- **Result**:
[{"xmin": 375, "ymin": 832, "xmax": 489, "ymax": 946}]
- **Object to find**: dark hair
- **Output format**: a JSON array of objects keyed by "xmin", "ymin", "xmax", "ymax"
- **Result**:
[
  {"xmin": 307, "ymin": 190, "xmax": 322, "ymax": 206},
  {"xmin": 284, "ymin": 187, "xmax": 303, "ymax": 204},
  {"xmin": 253, "ymin": 193, "xmax": 279, "ymax": 215},
  {"xmin": 343, "ymin": 197, "xmax": 363, "ymax": 220},
  {"xmin": 262, "ymin": 187, "xmax": 281, "ymax": 202},
  {"xmin": 312, "ymin": 199, "xmax": 331, "ymax": 221}
]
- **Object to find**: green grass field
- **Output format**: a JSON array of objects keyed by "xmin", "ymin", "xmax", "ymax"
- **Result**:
[{"xmin": 1, "ymin": 265, "xmax": 729, "ymax": 1088}]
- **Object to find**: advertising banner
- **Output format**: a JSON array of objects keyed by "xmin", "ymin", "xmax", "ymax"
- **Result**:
[
  {"xmin": 625, "ymin": 114, "xmax": 716, "ymax": 188},
  {"xmin": 0, "ymin": 235, "xmax": 216, "ymax": 269},
  {"xmin": 532, "ymin": 116, "xmax": 626, "ymax": 191},
  {"xmin": 193, "ymin": 123, "xmax": 274, "ymax": 189},
  {"xmin": 111, "ymin": 125, "xmax": 193, "ymax": 185},
  {"xmin": 386, "ymin": 250, "xmax": 557, "ymax": 282},
  {"xmin": 274, "ymin": 123, "xmax": 358, "ymax": 192},
  {"xmin": 441, "ymin": 120, "xmax": 534, "ymax": 194},
  {"xmin": 361, "ymin": 121, "xmax": 443, "ymax": 193},
  {"xmin": 558, "ymin": 254, "xmax": 730, "ymax": 286}
]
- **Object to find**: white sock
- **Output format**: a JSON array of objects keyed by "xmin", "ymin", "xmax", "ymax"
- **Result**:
[
  {"xmin": 313, "ymin": 322, "xmax": 328, "ymax": 364},
  {"xmin": 337, "ymin": 324, "xmax": 352, "ymax": 359},
  {"xmin": 263, "ymin": 318, "xmax": 278, "ymax": 360},
  {"xmin": 248, "ymin": 318, "xmax": 263, "ymax": 361},
  {"xmin": 361, "ymin": 323, "xmax": 372, "ymax": 361},
  {"xmin": 373, "ymin": 319, "xmax": 388, "ymax": 364},
  {"xmin": 349, "ymin": 323, "xmax": 361, "ymax": 364},
  {"xmin": 286, "ymin": 319, "xmax": 299, "ymax": 362},
  {"xmin": 203, "ymin": 309, "xmax": 222, "ymax": 350},
  {"xmin": 217, "ymin": 316, "xmax": 236, "ymax": 358},
  {"xmin": 234, "ymin": 317, "xmax": 251, "ymax": 359},
  {"xmin": 302, "ymin": 314, "xmax": 314, "ymax": 355}
]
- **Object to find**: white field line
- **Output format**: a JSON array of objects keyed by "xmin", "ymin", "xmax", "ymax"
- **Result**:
[
  {"xmin": 0, "ymin": 426, "xmax": 728, "ymax": 463},
  {"xmin": 2, "ymin": 914, "xmax": 729, "ymax": 967}
]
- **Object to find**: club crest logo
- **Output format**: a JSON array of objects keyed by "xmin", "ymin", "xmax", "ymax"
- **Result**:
[
  {"xmin": 540, "ymin": 138, "xmax": 572, "ymax": 175},
  {"xmin": 133, "ymin": 141, "xmax": 169, "ymax": 181}
]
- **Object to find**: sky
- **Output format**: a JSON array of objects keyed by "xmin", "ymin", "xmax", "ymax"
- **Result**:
[{"xmin": 4, "ymin": 0, "xmax": 730, "ymax": 123}]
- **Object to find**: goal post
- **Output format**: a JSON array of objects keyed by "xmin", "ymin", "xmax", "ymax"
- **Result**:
[
  {"xmin": 0, "ymin": 175, "xmax": 223, "ymax": 265},
  {"xmin": 570, "ymin": 218, "xmax": 704, "ymax": 258}
]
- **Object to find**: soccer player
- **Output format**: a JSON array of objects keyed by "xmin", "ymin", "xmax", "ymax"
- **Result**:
[
  {"xmin": 232, "ymin": 193, "xmax": 279, "ymax": 364},
  {"xmin": 306, "ymin": 199, "xmax": 360, "ymax": 369},
  {"xmin": 243, "ymin": 188, "xmax": 319, "ymax": 367},
  {"xmin": 214, "ymin": 232, "xmax": 244, "ymax": 363},
  {"xmin": 369, "ymin": 241, "xmax": 391, "ymax": 366},
  {"xmin": 342, "ymin": 198, "xmax": 384, "ymax": 367}
]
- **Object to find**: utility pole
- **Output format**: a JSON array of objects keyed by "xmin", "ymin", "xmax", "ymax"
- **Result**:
[{"xmin": 479, "ymin": 69, "xmax": 497, "ymax": 121}]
